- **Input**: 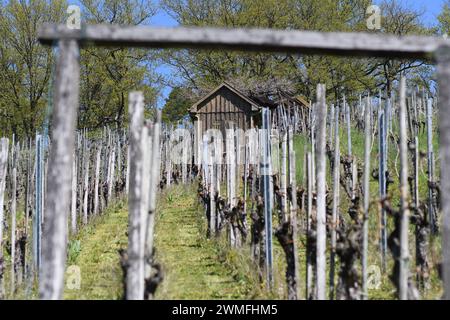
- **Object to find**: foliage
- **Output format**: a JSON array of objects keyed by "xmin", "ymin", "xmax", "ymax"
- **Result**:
[
  {"xmin": 0, "ymin": 0, "xmax": 67, "ymax": 138},
  {"xmin": 78, "ymin": 0, "xmax": 160, "ymax": 130},
  {"xmin": 0, "ymin": 0, "xmax": 161, "ymax": 138},
  {"xmin": 161, "ymin": 0, "xmax": 434, "ymax": 104},
  {"xmin": 161, "ymin": 86, "xmax": 192, "ymax": 124}
]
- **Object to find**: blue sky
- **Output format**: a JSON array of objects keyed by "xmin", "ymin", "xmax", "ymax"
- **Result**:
[{"xmin": 373, "ymin": 0, "xmax": 445, "ymax": 27}]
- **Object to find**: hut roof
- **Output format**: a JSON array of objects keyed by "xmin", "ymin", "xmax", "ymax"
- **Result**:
[{"xmin": 189, "ymin": 82, "xmax": 262, "ymax": 114}]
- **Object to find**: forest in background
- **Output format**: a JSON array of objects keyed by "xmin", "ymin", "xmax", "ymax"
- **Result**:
[{"xmin": 0, "ymin": 0, "xmax": 449, "ymax": 138}]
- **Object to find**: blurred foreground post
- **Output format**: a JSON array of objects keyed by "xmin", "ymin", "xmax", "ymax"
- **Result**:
[{"xmin": 39, "ymin": 40, "xmax": 79, "ymax": 300}]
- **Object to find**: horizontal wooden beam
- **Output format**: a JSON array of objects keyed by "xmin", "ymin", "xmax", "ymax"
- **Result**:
[{"xmin": 38, "ymin": 23, "xmax": 448, "ymax": 60}]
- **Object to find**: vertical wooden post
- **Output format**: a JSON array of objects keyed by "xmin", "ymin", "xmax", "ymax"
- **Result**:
[
  {"xmin": 329, "ymin": 104, "xmax": 340, "ymax": 300},
  {"xmin": 261, "ymin": 108, "xmax": 273, "ymax": 288},
  {"xmin": 399, "ymin": 76, "xmax": 410, "ymax": 300},
  {"xmin": 39, "ymin": 39, "xmax": 80, "ymax": 300},
  {"xmin": 93, "ymin": 146, "xmax": 102, "ymax": 215},
  {"xmin": 140, "ymin": 123, "xmax": 151, "ymax": 298},
  {"xmin": 280, "ymin": 131, "xmax": 288, "ymax": 222},
  {"xmin": 34, "ymin": 134, "xmax": 43, "ymax": 274},
  {"xmin": 362, "ymin": 96, "xmax": 372, "ymax": 299},
  {"xmin": 426, "ymin": 98, "xmax": 436, "ymax": 233},
  {"xmin": 82, "ymin": 145, "xmax": 90, "ymax": 224},
  {"xmin": 125, "ymin": 145, "xmax": 130, "ymax": 194},
  {"xmin": 379, "ymin": 100, "xmax": 387, "ymax": 270},
  {"xmin": 144, "ymin": 110, "xmax": 162, "ymax": 288},
  {"xmin": 436, "ymin": 46, "xmax": 450, "ymax": 300},
  {"xmin": 288, "ymin": 127, "xmax": 299, "ymax": 299},
  {"xmin": 71, "ymin": 151, "xmax": 77, "ymax": 233},
  {"xmin": 315, "ymin": 84, "xmax": 328, "ymax": 300},
  {"xmin": 127, "ymin": 91, "xmax": 145, "ymax": 300},
  {"xmin": 306, "ymin": 152, "xmax": 313, "ymax": 299},
  {"xmin": 0, "ymin": 138, "xmax": 9, "ymax": 299},
  {"xmin": 11, "ymin": 164, "xmax": 17, "ymax": 293}
]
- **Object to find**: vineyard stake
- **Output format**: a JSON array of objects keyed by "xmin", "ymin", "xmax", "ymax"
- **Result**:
[
  {"xmin": 426, "ymin": 98, "xmax": 436, "ymax": 234},
  {"xmin": 362, "ymin": 95, "xmax": 372, "ymax": 299},
  {"xmin": 0, "ymin": 138, "xmax": 9, "ymax": 298},
  {"xmin": 315, "ymin": 84, "xmax": 328, "ymax": 300},
  {"xmin": 127, "ymin": 91, "xmax": 145, "ymax": 300},
  {"xmin": 329, "ymin": 104, "xmax": 340, "ymax": 300},
  {"xmin": 261, "ymin": 108, "xmax": 274, "ymax": 288},
  {"xmin": 39, "ymin": 39, "xmax": 79, "ymax": 300},
  {"xmin": 288, "ymin": 127, "xmax": 299, "ymax": 299},
  {"xmin": 399, "ymin": 76, "xmax": 411, "ymax": 300}
]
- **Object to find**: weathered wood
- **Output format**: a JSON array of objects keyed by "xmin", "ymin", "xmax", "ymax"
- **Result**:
[
  {"xmin": 435, "ymin": 46, "xmax": 450, "ymax": 300},
  {"xmin": 127, "ymin": 91, "xmax": 145, "ymax": 300},
  {"xmin": 38, "ymin": 24, "xmax": 446, "ymax": 60},
  {"xmin": 82, "ymin": 145, "xmax": 90, "ymax": 225},
  {"xmin": 426, "ymin": 98, "xmax": 437, "ymax": 233},
  {"xmin": 399, "ymin": 77, "xmax": 410, "ymax": 300},
  {"xmin": 125, "ymin": 145, "xmax": 130, "ymax": 194},
  {"xmin": 315, "ymin": 84, "xmax": 328, "ymax": 300},
  {"xmin": 329, "ymin": 104, "xmax": 340, "ymax": 300},
  {"xmin": 34, "ymin": 134, "xmax": 43, "ymax": 273},
  {"xmin": 379, "ymin": 100, "xmax": 388, "ymax": 270},
  {"xmin": 261, "ymin": 108, "xmax": 274, "ymax": 288},
  {"xmin": 305, "ymin": 151, "xmax": 314, "ymax": 299},
  {"xmin": 140, "ymin": 123, "xmax": 152, "ymax": 299},
  {"xmin": 11, "ymin": 166, "xmax": 17, "ymax": 293},
  {"xmin": 71, "ymin": 152, "xmax": 77, "ymax": 234},
  {"xmin": 288, "ymin": 127, "xmax": 299, "ymax": 299},
  {"xmin": 93, "ymin": 145, "xmax": 102, "ymax": 215},
  {"xmin": 362, "ymin": 96, "xmax": 371, "ymax": 299},
  {"xmin": 144, "ymin": 110, "xmax": 162, "ymax": 289},
  {"xmin": 39, "ymin": 39, "xmax": 80, "ymax": 300},
  {"xmin": 280, "ymin": 131, "xmax": 288, "ymax": 222},
  {"xmin": 0, "ymin": 138, "xmax": 8, "ymax": 298}
]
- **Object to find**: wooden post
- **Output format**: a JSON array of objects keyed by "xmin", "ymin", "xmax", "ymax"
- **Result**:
[
  {"xmin": 399, "ymin": 76, "xmax": 410, "ymax": 300},
  {"xmin": 426, "ymin": 98, "xmax": 436, "ymax": 233},
  {"xmin": 39, "ymin": 39, "xmax": 80, "ymax": 300},
  {"xmin": 306, "ymin": 151, "xmax": 313, "ymax": 299},
  {"xmin": 144, "ymin": 110, "xmax": 162, "ymax": 291},
  {"xmin": 127, "ymin": 91, "xmax": 145, "ymax": 300},
  {"xmin": 125, "ymin": 145, "xmax": 130, "ymax": 194},
  {"xmin": 0, "ymin": 138, "xmax": 9, "ymax": 299},
  {"xmin": 362, "ymin": 96, "xmax": 372, "ymax": 299},
  {"xmin": 71, "ymin": 151, "xmax": 77, "ymax": 233},
  {"xmin": 140, "ymin": 123, "xmax": 151, "ymax": 298},
  {"xmin": 280, "ymin": 131, "xmax": 288, "ymax": 222},
  {"xmin": 315, "ymin": 84, "xmax": 328, "ymax": 300},
  {"xmin": 436, "ymin": 46, "xmax": 450, "ymax": 300},
  {"xmin": 379, "ymin": 100, "xmax": 387, "ymax": 270},
  {"xmin": 261, "ymin": 108, "xmax": 274, "ymax": 288},
  {"xmin": 329, "ymin": 104, "xmax": 340, "ymax": 300},
  {"xmin": 82, "ymin": 144, "xmax": 90, "ymax": 224},
  {"xmin": 11, "ymin": 165, "xmax": 17, "ymax": 293},
  {"xmin": 34, "ymin": 134, "xmax": 43, "ymax": 274},
  {"xmin": 288, "ymin": 127, "xmax": 299, "ymax": 299},
  {"xmin": 93, "ymin": 145, "xmax": 102, "ymax": 215}
]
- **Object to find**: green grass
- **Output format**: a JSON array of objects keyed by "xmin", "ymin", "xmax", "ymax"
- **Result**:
[
  {"xmin": 154, "ymin": 184, "xmax": 265, "ymax": 299},
  {"xmin": 63, "ymin": 200, "xmax": 128, "ymax": 300}
]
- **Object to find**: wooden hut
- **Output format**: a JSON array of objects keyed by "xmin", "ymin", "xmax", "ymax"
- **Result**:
[{"xmin": 189, "ymin": 82, "xmax": 262, "ymax": 138}]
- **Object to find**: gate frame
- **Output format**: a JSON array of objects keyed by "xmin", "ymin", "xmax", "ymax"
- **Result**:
[{"xmin": 38, "ymin": 23, "xmax": 450, "ymax": 300}]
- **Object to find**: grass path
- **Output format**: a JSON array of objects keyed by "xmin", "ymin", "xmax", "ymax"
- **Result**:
[
  {"xmin": 63, "ymin": 201, "xmax": 128, "ymax": 300},
  {"xmin": 62, "ymin": 186, "xmax": 258, "ymax": 300},
  {"xmin": 154, "ymin": 185, "xmax": 258, "ymax": 299}
]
